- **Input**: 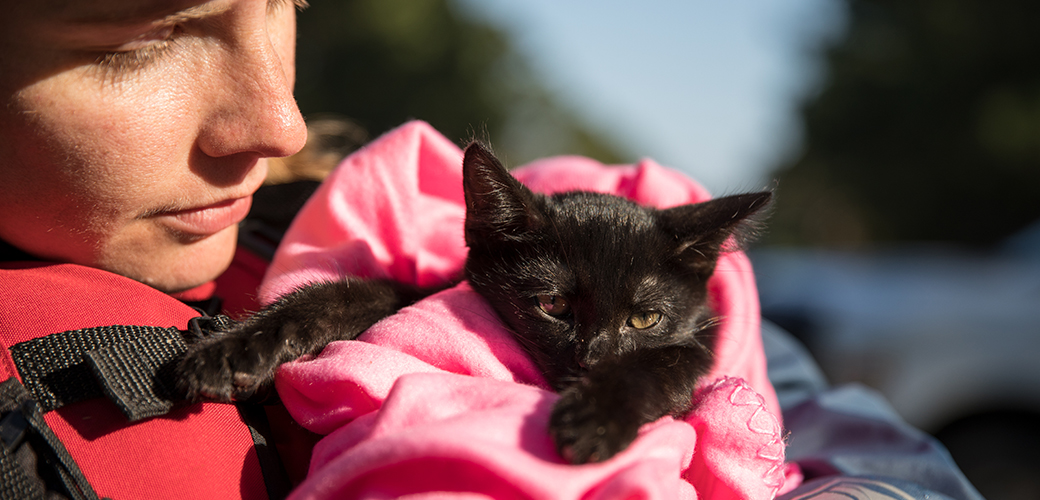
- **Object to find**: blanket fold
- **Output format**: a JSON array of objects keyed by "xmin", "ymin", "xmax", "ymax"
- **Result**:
[{"xmin": 266, "ymin": 121, "xmax": 799, "ymax": 499}]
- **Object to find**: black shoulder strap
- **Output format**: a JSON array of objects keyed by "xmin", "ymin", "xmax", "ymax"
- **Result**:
[
  {"xmin": 0, "ymin": 378, "xmax": 103, "ymax": 500},
  {"xmin": 9, "ymin": 315, "xmax": 238, "ymax": 420},
  {"xmin": 10, "ymin": 323, "xmax": 188, "ymax": 421}
]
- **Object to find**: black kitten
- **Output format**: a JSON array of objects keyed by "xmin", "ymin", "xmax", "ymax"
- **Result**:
[{"xmin": 178, "ymin": 142, "xmax": 770, "ymax": 464}]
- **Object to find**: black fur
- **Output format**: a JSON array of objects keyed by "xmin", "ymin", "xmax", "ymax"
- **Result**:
[
  {"xmin": 177, "ymin": 278, "xmax": 439, "ymax": 401},
  {"xmin": 177, "ymin": 142, "xmax": 770, "ymax": 464}
]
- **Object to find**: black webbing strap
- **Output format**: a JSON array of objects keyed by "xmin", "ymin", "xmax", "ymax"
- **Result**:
[
  {"xmin": 84, "ymin": 327, "xmax": 187, "ymax": 421},
  {"xmin": 10, "ymin": 324, "xmax": 187, "ymax": 421},
  {"xmin": 9, "ymin": 316, "xmax": 236, "ymax": 422},
  {"xmin": 0, "ymin": 378, "xmax": 104, "ymax": 500},
  {"xmin": 236, "ymin": 403, "xmax": 293, "ymax": 500}
]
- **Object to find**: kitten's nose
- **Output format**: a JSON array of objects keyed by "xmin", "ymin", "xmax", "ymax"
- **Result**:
[
  {"xmin": 577, "ymin": 333, "xmax": 610, "ymax": 369},
  {"xmin": 574, "ymin": 348, "xmax": 590, "ymax": 370},
  {"xmin": 575, "ymin": 349, "xmax": 598, "ymax": 370}
]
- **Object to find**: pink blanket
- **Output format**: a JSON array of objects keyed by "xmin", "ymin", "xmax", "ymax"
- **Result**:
[{"xmin": 263, "ymin": 121, "xmax": 801, "ymax": 499}]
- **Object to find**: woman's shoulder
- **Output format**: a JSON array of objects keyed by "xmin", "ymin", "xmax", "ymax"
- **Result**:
[{"xmin": 0, "ymin": 261, "xmax": 201, "ymax": 343}]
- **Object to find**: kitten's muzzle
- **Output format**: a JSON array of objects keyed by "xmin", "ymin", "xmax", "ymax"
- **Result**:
[
  {"xmin": 574, "ymin": 337, "xmax": 612, "ymax": 370},
  {"xmin": 573, "ymin": 344, "xmax": 595, "ymax": 370}
]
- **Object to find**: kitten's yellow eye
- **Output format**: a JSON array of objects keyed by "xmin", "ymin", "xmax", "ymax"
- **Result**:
[
  {"xmin": 628, "ymin": 311, "xmax": 662, "ymax": 329},
  {"xmin": 536, "ymin": 294, "xmax": 570, "ymax": 317}
]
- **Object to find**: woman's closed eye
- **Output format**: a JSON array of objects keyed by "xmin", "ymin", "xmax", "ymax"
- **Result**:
[{"xmin": 95, "ymin": 24, "xmax": 181, "ymax": 73}]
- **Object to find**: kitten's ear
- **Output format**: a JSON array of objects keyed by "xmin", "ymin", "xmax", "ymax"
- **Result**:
[
  {"xmin": 462, "ymin": 142, "xmax": 544, "ymax": 246},
  {"xmin": 658, "ymin": 191, "xmax": 772, "ymax": 277}
]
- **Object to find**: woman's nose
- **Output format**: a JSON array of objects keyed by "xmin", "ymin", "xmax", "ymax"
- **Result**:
[{"xmin": 196, "ymin": 22, "xmax": 307, "ymax": 160}]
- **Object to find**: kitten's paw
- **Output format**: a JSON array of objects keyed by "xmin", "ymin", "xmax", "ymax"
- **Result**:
[
  {"xmin": 549, "ymin": 385, "xmax": 639, "ymax": 464},
  {"xmin": 177, "ymin": 326, "xmax": 282, "ymax": 402}
]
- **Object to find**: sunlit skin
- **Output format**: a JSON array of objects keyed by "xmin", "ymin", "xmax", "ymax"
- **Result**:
[{"xmin": 0, "ymin": 0, "xmax": 308, "ymax": 292}]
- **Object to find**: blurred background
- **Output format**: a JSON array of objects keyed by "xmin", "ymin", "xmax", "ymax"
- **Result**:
[{"xmin": 287, "ymin": 1, "xmax": 1040, "ymax": 498}]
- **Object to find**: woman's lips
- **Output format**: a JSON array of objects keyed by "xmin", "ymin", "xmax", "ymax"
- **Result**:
[{"xmin": 157, "ymin": 196, "xmax": 252, "ymax": 237}]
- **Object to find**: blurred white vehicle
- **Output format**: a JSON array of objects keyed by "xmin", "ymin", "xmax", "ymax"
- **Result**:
[{"xmin": 751, "ymin": 223, "xmax": 1040, "ymax": 500}]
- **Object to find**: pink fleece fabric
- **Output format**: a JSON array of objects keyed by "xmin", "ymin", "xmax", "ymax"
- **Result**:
[{"xmin": 264, "ymin": 121, "xmax": 801, "ymax": 499}]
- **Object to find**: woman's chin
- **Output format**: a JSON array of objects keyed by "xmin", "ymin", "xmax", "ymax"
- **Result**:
[{"xmin": 102, "ymin": 223, "xmax": 241, "ymax": 294}]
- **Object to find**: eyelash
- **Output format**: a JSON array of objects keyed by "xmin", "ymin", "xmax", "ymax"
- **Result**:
[{"xmin": 95, "ymin": 26, "xmax": 181, "ymax": 73}]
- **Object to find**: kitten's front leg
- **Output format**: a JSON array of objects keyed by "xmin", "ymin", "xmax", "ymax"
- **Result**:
[
  {"xmin": 549, "ymin": 344, "xmax": 712, "ymax": 464},
  {"xmin": 177, "ymin": 278, "xmax": 431, "ymax": 402}
]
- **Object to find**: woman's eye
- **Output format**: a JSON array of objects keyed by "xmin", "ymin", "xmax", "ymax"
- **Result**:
[
  {"xmin": 536, "ymin": 294, "xmax": 570, "ymax": 317},
  {"xmin": 96, "ymin": 25, "xmax": 180, "ymax": 72},
  {"xmin": 627, "ymin": 311, "xmax": 662, "ymax": 329}
]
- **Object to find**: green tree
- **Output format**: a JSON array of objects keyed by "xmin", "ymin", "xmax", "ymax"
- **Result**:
[
  {"xmin": 294, "ymin": 0, "xmax": 626, "ymax": 167},
  {"xmin": 771, "ymin": 0, "xmax": 1040, "ymax": 246}
]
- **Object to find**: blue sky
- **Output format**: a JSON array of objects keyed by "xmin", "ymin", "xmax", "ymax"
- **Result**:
[{"xmin": 451, "ymin": 0, "xmax": 846, "ymax": 194}]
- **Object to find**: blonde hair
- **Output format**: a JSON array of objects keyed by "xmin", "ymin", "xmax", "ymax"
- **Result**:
[{"xmin": 265, "ymin": 115, "xmax": 369, "ymax": 185}]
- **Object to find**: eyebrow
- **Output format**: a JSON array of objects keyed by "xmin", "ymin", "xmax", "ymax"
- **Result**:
[
  {"xmin": 54, "ymin": 0, "xmax": 217, "ymax": 25},
  {"xmin": 56, "ymin": 0, "xmax": 308, "ymax": 27}
]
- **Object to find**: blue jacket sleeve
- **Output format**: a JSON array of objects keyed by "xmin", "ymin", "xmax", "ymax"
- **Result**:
[{"xmin": 762, "ymin": 321, "xmax": 984, "ymax": 500}]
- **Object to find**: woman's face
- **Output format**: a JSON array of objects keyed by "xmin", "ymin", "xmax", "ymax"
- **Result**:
[{"xmin": 0, "ymin": 0, "xmax": 308, "ymax": 292}]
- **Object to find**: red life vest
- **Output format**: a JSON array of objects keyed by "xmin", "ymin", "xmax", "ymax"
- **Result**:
[{"xmin": 0, "ymin": 258, "xmax": 293, "ymax": 500}]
